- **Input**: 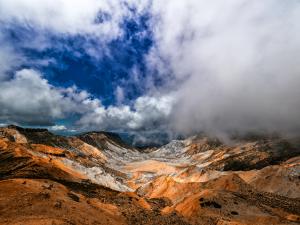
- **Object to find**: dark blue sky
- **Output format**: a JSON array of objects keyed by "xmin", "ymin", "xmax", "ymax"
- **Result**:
[{"xmin": 4, "ymin": 10, "xmax": 155, "ymax": 106}]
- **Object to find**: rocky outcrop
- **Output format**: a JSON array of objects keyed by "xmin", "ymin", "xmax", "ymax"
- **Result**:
[{"xmin": 0, "ymin": 125, "xmax": 299, "ymax": 225}]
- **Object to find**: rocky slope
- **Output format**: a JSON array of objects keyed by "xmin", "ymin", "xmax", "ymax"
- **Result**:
[{"xmin": 0, "ymin": 125, "xmax": 299, "ymax": 225}]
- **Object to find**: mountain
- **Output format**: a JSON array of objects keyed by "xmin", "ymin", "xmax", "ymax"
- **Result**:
[{"xmin": 0, "ymin": 125, "xmax": 299, "ymax": 225}]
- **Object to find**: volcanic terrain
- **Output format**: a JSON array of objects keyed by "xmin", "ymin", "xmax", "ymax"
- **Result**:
[{"xmin": 0, "ymin": 125, "xmax": 299, "ymax": 225}]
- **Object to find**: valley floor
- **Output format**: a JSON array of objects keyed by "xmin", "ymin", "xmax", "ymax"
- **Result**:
[{"xmin": 0, "ymin": 125, "xmax": 299, "ymax": 225}]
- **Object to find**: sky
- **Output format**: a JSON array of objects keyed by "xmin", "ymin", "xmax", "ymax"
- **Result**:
[{"xmin": 1, "ymin": 0, "xmax": 300, "ymax": 144}]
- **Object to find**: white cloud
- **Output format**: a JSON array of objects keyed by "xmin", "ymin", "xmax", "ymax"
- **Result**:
[
  {"xmin": 0, "ymin": 0, "xmax": 107, "ymax": 36},
  {"xmin": 77, "ymin": 95, "xmax": 174, "ymax": 131},
  {"xmin": 130, "ymin": 95, "xmax": 173, "ymax": 129},
  {"xmin": 115, "ymin": 86, "xmax": 125, "ymax": 105},
  {"xmin": 0, "ymin": 33, "xmax": 24, "ymax": 81},
  {"xmin": 49, "ymin": 125, "xmax": 67, "ymax": 131},
  {"xmin": 0, "ymin": 0, "xmax": 148, "ymax": 40},
  {"xmin": 0, "ymin": 69, "xmax": 66, "ymax": 125},
  {"xmin": 0, "ymin": 68, "xmax": 174, "ymax": 132},
  {"xmin": 0, "ymin": 69, "xmax": 99, "ymax": 125},
  {"xmin": 146, "ymin": 0, "xmax": 300, "ymax": 136},
  {"xmin": 0, "ymin": 0, "xmax": 151, "ymax": 65}
]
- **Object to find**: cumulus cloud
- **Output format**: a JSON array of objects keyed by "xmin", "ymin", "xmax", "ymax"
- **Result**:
[
  {"xmin": 77, "ymin": 95, "xmax": 174, "ymax": 131},
  {"xmin": 0, "ymin": 69, "xmax": 99, "ymax": 125},
  {"xmin": 0, "ymin": 68, "xmax": 174, "ymax": 132},
  {"xmin": 49, "ymin": 125, "xmax": 67, "ymax": 131},
  {"xmin": 0, "ymin": 0, "xmax": 130, "ymax": 37},
  {"xmin": 0, "ymin": 69, "xmax": 68, "ymax": 125},
  {"xmin": 147, "ymin": 0, "xmax": 300, "ymax": 136}
]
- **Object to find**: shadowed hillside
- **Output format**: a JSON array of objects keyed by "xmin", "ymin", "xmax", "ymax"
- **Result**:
[{"xmin": 0, "ymin": 125, "xmax": 299, "ymax": 225}]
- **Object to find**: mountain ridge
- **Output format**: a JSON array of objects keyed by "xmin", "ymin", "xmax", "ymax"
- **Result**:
[{"xmin": 0, "ymin": 125, "xmax": 299, "ymax": 224}]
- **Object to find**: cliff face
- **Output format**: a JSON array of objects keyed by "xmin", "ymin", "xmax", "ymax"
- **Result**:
[{"xmin": 0, "ymin": 126, "xmax": 299, "ymax": 225}]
